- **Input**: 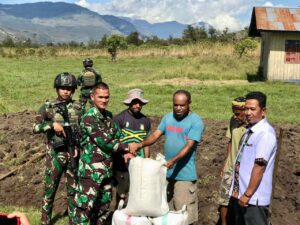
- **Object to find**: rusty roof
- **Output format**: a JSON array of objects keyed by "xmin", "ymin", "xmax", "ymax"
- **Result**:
[{"xmin": 249, "ymin": 7, "xmax": 300, "ymax": 37}]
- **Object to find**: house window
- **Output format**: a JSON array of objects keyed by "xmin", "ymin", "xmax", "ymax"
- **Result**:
[{"xmin": 285, "ymin": 40, "xmax": 300, "ymax": 63}]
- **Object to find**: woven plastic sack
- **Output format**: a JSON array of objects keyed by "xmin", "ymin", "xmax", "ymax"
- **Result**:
[
  {"xmin": 149, "ymin": 205, "xmax": 188, "ymax": 225},
  {"xmin": 112, "ymin": 200, "xmax": 151, "ymax": 225},
  {"xmin": 124, "ymin": 154, "xmax": 169, "ymax": 217}
]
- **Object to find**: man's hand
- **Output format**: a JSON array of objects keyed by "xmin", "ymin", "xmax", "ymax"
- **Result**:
[
  {"xmin": 165, "ymin": 159, "xmax": 176, "ymax": 169},
  {"xmin": 53, "ymin": 122, "xmax": 66, "ymax": 137},
  {"xmin": 128, "ymin": 142, "xmax": 142, "ymax": 155},
  {"xmin": 239, "ymin": 194, "xmax": 250, "ymax": 207},
  {"xmin": 124, "ymin": 153, "xmax": 135, "ymax": 163}
]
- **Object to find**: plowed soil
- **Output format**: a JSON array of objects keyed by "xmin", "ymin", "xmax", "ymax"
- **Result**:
[{"xmin": 0, "ymin": 111, "xmax": 299, "ymax": 225}]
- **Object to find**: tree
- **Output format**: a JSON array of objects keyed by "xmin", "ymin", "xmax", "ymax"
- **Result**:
[
  {"xmin": 218, "ymin": 27, "xmax": 235, "ymax": 42},
  {"xmin": 106, "ymin": 34, "xmax": 127, "ymax": 61},
  {"xmin": 99, "ymin": 34, "xmax": 108, "ymax": 48},
  {"xmin": 182, "ymin": 25, "xmax": 197, "ymax": 42},
  {"xmin": 234, "ymin": 38, "xmax": 258, "ymax": 58},
  {"xmin": 126, "ymin": 32, "xmax": 143, "ymax": 46},
  {"xmin": 87, "ymin": 39, "xmax": 98, "ymax": 49},
  {"xmin": 1, "ymin": 36, "xmax": 15, "ymax": 47},
  {"xmin": 182, "ymin": 25, "xmax": 208, "ymax": 42},
  {"xmin": 68, "ymin": 41, "xmax": 80, "ymax": 48},
  {"xmin": 144, "ymin": 35, "xmax": 168, "ymax": 46},
  {"xmin": 208, "ymin": 27, "xmax": 217, "ymax": 39}
]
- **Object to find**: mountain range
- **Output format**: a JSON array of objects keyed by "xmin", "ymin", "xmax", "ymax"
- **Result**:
[{"xmin": 0, "ymin": 2, "xmax": 212, "ymax": 44}]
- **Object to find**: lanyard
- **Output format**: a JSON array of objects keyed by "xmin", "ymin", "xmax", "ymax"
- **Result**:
[{"xmin": 236, "ymin": 129, "xmax": 253, "ymax": 163}]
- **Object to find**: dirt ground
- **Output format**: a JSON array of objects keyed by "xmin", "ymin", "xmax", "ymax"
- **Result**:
[{"xmin": 0, "ymin": 111, "xmax": 299, "ymax": 225}]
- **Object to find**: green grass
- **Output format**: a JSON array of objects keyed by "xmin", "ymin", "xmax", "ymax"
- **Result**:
[
  {"xmin": 0, "ymin": 206, "xmax": 67, "ymax": 225},
  {"xmin": 0, "ymin": 51, "xmax": 299, "ymax": 123}
]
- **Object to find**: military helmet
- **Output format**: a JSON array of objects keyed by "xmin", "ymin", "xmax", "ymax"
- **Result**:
[
  {"xmin": 83, "ymin": 58, "xmax": 93, "ymax": 68},
  {"xmin": 53, "ymin": 72, "xmax": 77, "ymax": 89}
]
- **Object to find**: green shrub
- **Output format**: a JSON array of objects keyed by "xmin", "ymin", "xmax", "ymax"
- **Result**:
[
  {"xmin": 15, "ymin": 47, "xmax": 26, "ymax": 58},
  {"xmin": 27, "ymin": 48, "xmax": 36, "ymax": 56},
  {"xmin": 48, "ymin": 47, "xmax": 57, "ymax": 57},
  {"xmin": 234, "ymin": 38, "xmax": 258, "ymax": 58},
  {"xmin": 37, "ymin": 48, "xmax": 46, "ymax": 58}
]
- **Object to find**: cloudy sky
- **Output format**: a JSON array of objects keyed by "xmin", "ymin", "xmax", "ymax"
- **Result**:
[{"xmin": 0, "ymin": 0, "xmax": 298, "ymax": 31}]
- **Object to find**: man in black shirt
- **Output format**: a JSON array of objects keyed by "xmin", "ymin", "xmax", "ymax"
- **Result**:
[{"xmin": 113, "ymin": 88, "xmax": 151, "ymax": 203}]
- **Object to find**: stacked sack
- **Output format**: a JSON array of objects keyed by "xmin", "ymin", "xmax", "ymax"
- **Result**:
[{"xmin": 112, "ymin": 154, "xmax": 188, "ymax": 225}]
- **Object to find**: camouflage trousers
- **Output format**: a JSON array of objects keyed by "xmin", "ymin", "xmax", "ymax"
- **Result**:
[
  {"xmin": 70, "ymin": 169, "xmax": 112, "ymax": 225},
  {"xmin": 42, "ymin": 149, "xmax": 76, "ymax": 225},
  {"xmin": 79, "ymin": 88, "xmax": 93, "ymax": 114},
  {"xmin": 218, "ymin": 170, "xmax": 233, "ymax": 206}
]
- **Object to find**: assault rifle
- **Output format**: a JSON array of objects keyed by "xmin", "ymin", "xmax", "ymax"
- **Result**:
[{"xmin": 55, "ymin": 101, "xmax": 80, "ymax": 176}]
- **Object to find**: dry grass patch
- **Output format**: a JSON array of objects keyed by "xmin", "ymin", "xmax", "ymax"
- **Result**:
[
  {"xmin": 122, "ymin": 78, "xmax": 251, "ymax": 87},
  {"xmin": 1, "ymin": 42, "xmax": 260, "ymax": 59}
]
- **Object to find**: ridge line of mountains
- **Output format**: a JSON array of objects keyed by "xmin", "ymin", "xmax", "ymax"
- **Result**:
[{"xmin": 0, "ymin": 2, "xmax": 213, "ymax": 44}]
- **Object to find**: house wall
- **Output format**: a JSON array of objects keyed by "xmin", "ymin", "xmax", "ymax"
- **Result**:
[
  {"xmin": 261, "ymin": 32, "xmax": 271, "ymax": 79},
  {"xmin": 263, "ymin": 32, "xmax": 300, "ymax": 80}
]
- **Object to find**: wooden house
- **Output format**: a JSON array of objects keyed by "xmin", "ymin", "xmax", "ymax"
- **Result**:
[{"xmin": 249, "ymin": 7, "xmax": 300, "ymax": 80}]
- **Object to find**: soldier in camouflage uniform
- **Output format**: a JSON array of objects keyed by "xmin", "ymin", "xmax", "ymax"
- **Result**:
[
  {"xmin": 77, "ymin": 58, "xmax": 102, "ymax": 113},
  {"xmin": 33, "ymin": 72, "xmax": 82, "ymax": 225},
  {"xmin": 71, "ymin": 82, "xmax": 133, "ymax": 225}
]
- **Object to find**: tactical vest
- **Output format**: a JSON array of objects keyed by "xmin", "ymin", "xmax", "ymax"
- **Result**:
[
  {"xmin": 45, "ymin": 100, "xmax": 81, "ymax": 149},
  {"xmin": 82, "ymin": 68, "xmax": 97, "ymax": 87}
]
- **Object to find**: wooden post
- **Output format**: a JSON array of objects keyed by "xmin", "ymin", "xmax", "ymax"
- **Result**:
[{"xmin": 0, "ymin": 152, "xmax": 46, "ymax": 181}]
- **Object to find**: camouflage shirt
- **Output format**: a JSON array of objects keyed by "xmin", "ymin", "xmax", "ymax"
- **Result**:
[
  {"xmin": 78, "ymin": 107, "xmax": 129, "ymax": 178},
  {"xmin": 33, "ymin": 98, "xmax": 82, "ymax": 149}
]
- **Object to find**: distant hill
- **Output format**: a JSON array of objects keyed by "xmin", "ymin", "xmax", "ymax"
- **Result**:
[
  {"xmin": 191, "ymin": 21, "xmax": 214, "ymax": 31},
  {"xmin": 0, "ymin": 2, "xmax": 214, "ymax": 44},
  {"xmin": 0, "ymin": 2, "xmax": 92, "ymax": 19},
  {"xmin": 120, "ymin": 17, "xmax": 213, "ymax": 39},
  {"xmin": 0, "ymin": 2, "xmax": 135, "ymax": 43},
  {"xmin": 121, "ymin": 17, "xmax": 186, "ymax": 38},
  {"xmin": 101, "ymin": 15, "xmax": 137, "ymax": 35}
]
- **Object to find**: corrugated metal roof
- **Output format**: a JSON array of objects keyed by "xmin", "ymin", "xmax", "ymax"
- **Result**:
[{"xmin": 249, "ymin": 7, "xmax": 300, "ymax": 36}]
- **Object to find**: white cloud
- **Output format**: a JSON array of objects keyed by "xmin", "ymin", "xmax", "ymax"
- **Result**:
[
  {"xmin": 263, "ymin": 1, "xmax": 286, "ymax": 7},
  {"xmin": 75, "ymin": 0, "xmax": 256, "ymax": 31},
  {"xmin": 76, "ymin": 0, "xmax": 90, "ymax": 8},
  {"xmin": 208, "ymin": 14, "xmax": 242, "ymax": 31},
  {"xmin": 263, "ymin": 1, "xmax": 274, "ymax": 7}
]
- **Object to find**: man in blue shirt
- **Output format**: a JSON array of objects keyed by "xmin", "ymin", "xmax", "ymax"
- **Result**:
[{"xmin": 130, "ymin": 90, "xmax": 204, "ymax": 225}]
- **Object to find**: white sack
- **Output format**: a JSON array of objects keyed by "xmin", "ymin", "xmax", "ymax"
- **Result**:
[
  {"xmin": 149, "ymin": 205, "xmax": 189, "ymax": 225},
  {"xmin": 124, "ymin": 154, "xmax": 169, "ymax": 217},
  {"xmin": 112, "ymin": 200, "xmax": 151, "ymax": 225}
]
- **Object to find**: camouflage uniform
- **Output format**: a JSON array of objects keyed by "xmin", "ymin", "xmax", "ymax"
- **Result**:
[
  {"xmin": 77, "ymin": 68, "xmax": 102, "ymax": 113},
  {"xmin": 33, "ymin": 99, "xmax": 82, "ymax": 225},
  {"xmin": 71, "ymin": 107, "xmax": 129, "ymax": 225}
]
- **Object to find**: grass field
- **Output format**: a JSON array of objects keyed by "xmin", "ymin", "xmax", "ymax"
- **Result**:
[{"xmin": 0, "ymin": 43, "xmax": 299, "ymax": 124}]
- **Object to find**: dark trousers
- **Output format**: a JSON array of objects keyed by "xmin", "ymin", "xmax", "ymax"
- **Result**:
[
  {"xmin": 230, "ymin": 197, "xmax": 269, "ymax": 225},
  {"xmin": 227, "ymin": 197, "xmax": 238, "ymax": 225}
]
